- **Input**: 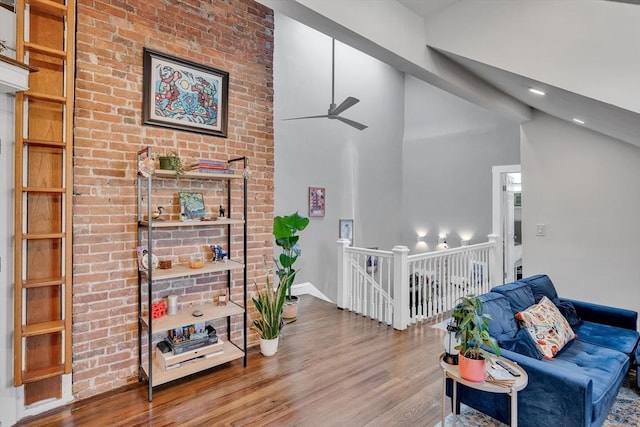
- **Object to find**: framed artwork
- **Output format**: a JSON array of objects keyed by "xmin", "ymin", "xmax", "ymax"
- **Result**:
[
  {"xmin": 143, "ymin": 48, "xmax": 229, "ymax": 137},
  {"xmin": 309, "ymin": 187, "xmax": 325, "ymax": 217},
  {"xmin": 179, "ymin": 192, "xmax": 206, "ymax": 221},
  {"xmin": 0, "ymin": 0, "xmax": 14, "ymax": 12},
  {"xmin": 339, "ymin": 219, "xmax": 353, "ymax": 245}
]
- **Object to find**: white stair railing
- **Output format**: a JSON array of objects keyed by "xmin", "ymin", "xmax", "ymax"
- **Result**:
[{"xmin": 337, "ymin": 235, "xmax": 501, "ymax": 330}]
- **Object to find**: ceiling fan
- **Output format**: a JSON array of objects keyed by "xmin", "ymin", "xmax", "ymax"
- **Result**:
[{"xmin": 284, "ymin": 39, "xmax": 368, "ymax": 131}]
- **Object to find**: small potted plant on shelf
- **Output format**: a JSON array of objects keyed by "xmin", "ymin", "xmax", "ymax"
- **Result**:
[
  {"xmin": 273, "ymin": 211, "xmax": 309, "ymax": 319},
  {"xmin": 157, "ymin": 151, "xmax": 185, "ymax": 179},
  {"xmin": 252, "ymin": 274, "xmax": 291, "ymax": 356},
  {"xmin": 452, "ymin": 294, "xmax": 501, "ymax": 382}
]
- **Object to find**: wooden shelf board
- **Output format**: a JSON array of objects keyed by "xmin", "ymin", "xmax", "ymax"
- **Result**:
[
  {"xmin": 22, "ymin": 277, "xmax": 65, "ymax": 288},
  {"xmin": 141, "ymin": 302, "xmax": 244, "ymax": 333},
  {"xmin": 24, "ymin": 42, "xmax": 67, "ymax": 59},
  {"xmin": 142, "ymin": 341, "xmax": 244, "ymax": 387},
  {"xmin": 23, "ymin": 186, "xmax": 66, "ymax": 193},
  {"xmin": 22, "ymin": 320, "xmax": 64, "ymax": 337},
  {"xmin": 26, "ymin": 0, "xmax": 68, "ymax": 17},
  {"xmin": 153, "ymin": 169, "xmax": 244, "ymax": 180},
  {"xmin": 22, "ymin": 232, "xmax": 65, "ymax": 240},
  {"xmin": 22, "ymin": 138, "xmax": 66, "ymax": 148},
  {"xmin": 143, "ymin": 259, "xmax": 243, "ymax": 281},
  {"xmin": 22, "ymin": 364, "xmax": 65, "ymax": 383},
  {"xmin": 139, "ymin": 218, "xmax": 244, "ymax": 228},
  {"xmin": 25, "ymin": 91, "xmax": 67, "ymax": 104}
]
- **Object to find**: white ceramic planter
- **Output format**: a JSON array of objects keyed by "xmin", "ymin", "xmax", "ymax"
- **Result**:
[{"xmin": 260, "ymin": 337, "xmax": 279, "ymax": 356}]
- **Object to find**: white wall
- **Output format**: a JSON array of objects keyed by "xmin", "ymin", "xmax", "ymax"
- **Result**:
[
  {"xmin": 402, "ymin": 75, "xmax": 520, "ymax": 250},
  {"xmin": 273, "ymin": 13, "xmax": 404, "ymax": 302},
  {"xmin": 425, "ymin": 0, "xmax": 640, "ymax": 115},
  {"xmin": 522, "ymin": 111, "xmax": 640, "ymax": 313}
]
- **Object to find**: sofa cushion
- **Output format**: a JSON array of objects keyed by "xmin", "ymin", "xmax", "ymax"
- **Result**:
[
  {"xmin": 477, "ymin": 292, "xmax": 518, "ymax": 343},
  {"xmin": 574, "ymin": 320, "xmax": 639, "ymax": 356},
  {"xmin": 553, "ymin": 339, "xmax": 630, "ymax": 425},
  {"xmin": 519, "ymin": 274, "xmax": 561, "ymax": 305},
  {"xmin": 491, "ymin": 281, "xmax": 536, "ymax": 313},
  {"xmin": 516, "ymin": 296, "xmax": 577, "ymax": 359},
  {"xmin": 499, "ymin": 327, "xmax": 544, "ymax": 360}
]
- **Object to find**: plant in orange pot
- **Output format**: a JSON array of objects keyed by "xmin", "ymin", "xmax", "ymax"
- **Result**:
[{"xmin": 452, "ymin": 295, "xmax": 501, "ymax": 382}]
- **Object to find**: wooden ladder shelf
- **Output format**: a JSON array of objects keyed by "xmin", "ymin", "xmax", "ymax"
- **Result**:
[{"xmin": 13, "ymin": 0, "xmax": 75, "ymax": 405}]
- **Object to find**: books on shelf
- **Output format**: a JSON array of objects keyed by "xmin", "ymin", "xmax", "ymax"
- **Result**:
[
  {"xmin": 156, "ymin": 338, "xmax": 224, "ymax": 370},
  {"xmin": 187, "ymin": 159, "xmax": 234, "ymax": 174}
]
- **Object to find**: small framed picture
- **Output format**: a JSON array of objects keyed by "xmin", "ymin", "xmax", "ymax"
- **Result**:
[
  {"xmin": 309, "ymin": 187, "xmax": 325, "ymax": 217},
  {"xmin": 339, "ymin": 219, "xmax": 354, "ymax": 246},
  {"xmin": 179, "ymin": 192, "xmax": 206, "ymax": 221}
]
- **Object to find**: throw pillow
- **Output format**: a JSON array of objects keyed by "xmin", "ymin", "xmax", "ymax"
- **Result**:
[
  {"xmin": 499, "ymin": 328, "xmax": 544, "ymax": 360},
  {"xmin": 556, "ymin": 300, "xmax": 582, "ymax": 327},
  {"xmin": 515, "ymin": 296, "xmax": 577, "ymax": 359}
]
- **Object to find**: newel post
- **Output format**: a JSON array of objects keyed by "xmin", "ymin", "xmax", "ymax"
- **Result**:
[
  {"xmin": 392, "ymin": 245, "xmax": 409, "ymax": 330},
  {"xmin": 487, "ymin": 234, "xmax": 502, "ymax": 287},
  {"xmin": 336, "ymin": 239, "xmax": 351, "ymax": 309}
]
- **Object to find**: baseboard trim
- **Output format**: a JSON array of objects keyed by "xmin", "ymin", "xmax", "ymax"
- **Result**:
[{"xmin": 291, "ymin": 282, "xmax": 333, "ymax": 303}]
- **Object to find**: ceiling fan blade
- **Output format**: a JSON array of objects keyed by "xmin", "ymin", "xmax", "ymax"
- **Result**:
[
  {"xmin": 335, "ymin": 116, "xmax": 368, "ymax": 131},
  {"xmin": 283, "ymin": 114, "xmax": 330, "ymax": 121},
  {"xmin": 331, "ymin": 97, "xmax": 360, "ymax": 116}
]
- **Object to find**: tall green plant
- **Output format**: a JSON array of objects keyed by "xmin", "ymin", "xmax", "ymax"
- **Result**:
[
  {"xmin": 452, "ymin": 294, "xmax": 501, "ymax": 361},
  {"xmin": 273, "ymin": 212, "xmax": 309, "ymax": 298},
  {"xmin": 252, "ymin": 275, "xmax": 289, "ymax": 340}
]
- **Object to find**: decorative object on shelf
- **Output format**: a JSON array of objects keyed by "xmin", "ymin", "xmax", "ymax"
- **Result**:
[
  {"xmin": 167, "ymin": 295, "xmax": 178, "ymax": 316},
  {"xmin": 188, "ymin": 254, "xmax": 204, "ymax": 269},
  {"xmin": 217, "ymin": 289, "xmax": 228, "ymax": 306},
  {"xmin": 158, "ymin": 259, "xmax": 172, "ymax": 269},
  {"xmin": 218, "ymin": 205, "xmax": 225, "ymax": 218},
  {"xmin": 274, "ymin": 212, "xmax": 310, "ymax": 319},
  {"xmin": 252, "ymin": 274, "xmax": 290, "ymax": 356},
  {"xmin": 137, "ymin": 246, "xmax": 159, "ymax": 271},
  {"xmin": 452, "ymin": 294, "xmax": 501, "ymax": 382},
  {"xmin": 138, "ymin": 153, "xmax": 156, "ymax": 177},
  {"xmin": 157, "ymin": 151, "xmax": 185, "ymax": 179},
  {"xmin": 442, "ymin": 319, "xmax": 460, "ymax": 365},
  {"xmin": 242, "ymin": 158, "xmax": 252, "ymax": 180},
  {"xmin": 151, "ymin": 206, "xmax": 164, "ymax": 220},
  {"xmin": 179, "ymin": 192, "xmax": 206, "ymax": 221},
  {"xmin": 308, "ymin": 187, "xmax": 325, "ymax": 217},
  {"xmin": 152, "ymin": 301, "xmax": 167, "ymax": 319},
  {"xmin": 210, "ymin": 245, "xmax": 228, "ymax": 262},
  {"xmin": 339, "ymin": 219, "xmax": 353, "ymax": 246},
  {"xmin": 143, "ymin": 48, "xmax": 229, "ymax": 138}
]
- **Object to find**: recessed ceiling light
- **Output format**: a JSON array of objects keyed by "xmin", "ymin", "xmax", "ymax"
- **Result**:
[
  {"xmin": 528, "ymin": 88, "xmax": 546, "ymax": 96},
  {"xmin": 573, "ymin": 118, "xmax": 586, "ymax": 125}
]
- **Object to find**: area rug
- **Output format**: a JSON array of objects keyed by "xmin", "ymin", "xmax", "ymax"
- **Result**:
[{"xmin": 436, "ymin": 370, "xmax": 639, "ymax": 427}]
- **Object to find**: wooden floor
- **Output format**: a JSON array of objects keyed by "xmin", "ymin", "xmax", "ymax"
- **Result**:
[{"xmin": 19, "ymin": 296, "xmax": 448, "ymax": 427}]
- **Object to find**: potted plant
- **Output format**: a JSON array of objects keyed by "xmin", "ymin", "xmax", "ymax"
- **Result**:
[
  {"xmin": 157, "ymin": 151, "xmax": 185, "ymax": 179},
  {"xmin": 452, "ymin": 294, "xmax": 501, "ymax": 382},
  {"xmin": 273, "ymin": 212, "xmax": 309, "ymax": 319},
  {"xmin": 252, "ymin": 274, "xmax": 290, "ymax": 356}
]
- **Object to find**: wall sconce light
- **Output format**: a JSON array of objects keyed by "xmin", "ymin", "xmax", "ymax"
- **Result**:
[
  {"xmin": 436, "ymin": 236, "xmax": 448, "ymax": 251},
  {"xmin": 461, "ymin": 239, "xmax": 470, "ymax": 247},
  {"xmin": 417, "ymin": 234, "xmax": 425, "ymax": 243}
]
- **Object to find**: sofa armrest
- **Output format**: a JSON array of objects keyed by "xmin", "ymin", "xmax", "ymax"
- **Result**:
[{"xmin": 563, "ymin": 298, "xmax": 638, "ymax": 330}]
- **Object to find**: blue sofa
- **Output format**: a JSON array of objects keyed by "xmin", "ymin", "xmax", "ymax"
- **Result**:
[{"xmin": 449, "ymin": 274, "xmax": 639, "ymax": 427}]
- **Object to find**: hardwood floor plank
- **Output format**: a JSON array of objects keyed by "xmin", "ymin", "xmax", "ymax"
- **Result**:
[{"xmin": 18, "ymin": 296, "xmax": 447, "ymax": 427}]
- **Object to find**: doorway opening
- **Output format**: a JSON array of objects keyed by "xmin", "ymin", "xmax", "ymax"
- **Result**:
[{"xmin": 492, "ymin": 165, "xmax": 522, "ymax": 284}]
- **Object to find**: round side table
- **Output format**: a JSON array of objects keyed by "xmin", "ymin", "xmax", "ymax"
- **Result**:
[{"xmin": 440, "ymin": 355, "xmax": 528, "ymax": 426}]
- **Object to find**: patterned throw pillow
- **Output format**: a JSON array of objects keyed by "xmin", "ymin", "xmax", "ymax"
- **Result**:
[{"xmin": 515, "ymin": 296, "xmax": 577, "ymax": 359}]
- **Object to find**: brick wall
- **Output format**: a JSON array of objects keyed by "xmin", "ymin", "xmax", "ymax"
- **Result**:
[{"xmin": 73, "ymin": 0, "xmax": 273, "ymax": 399}]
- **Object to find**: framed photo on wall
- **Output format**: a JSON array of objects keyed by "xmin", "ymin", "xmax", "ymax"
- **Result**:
[
  {"xmin": 309, "ymin": 187, "xmax": 325, "ymax": 217},
  {"xmin": 143, "ymin": 48, "xmax": 229, "ymax": 137},
  {"xmin": 339, "ymin": 219, "xmax": 353, "ymax": 246}
]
